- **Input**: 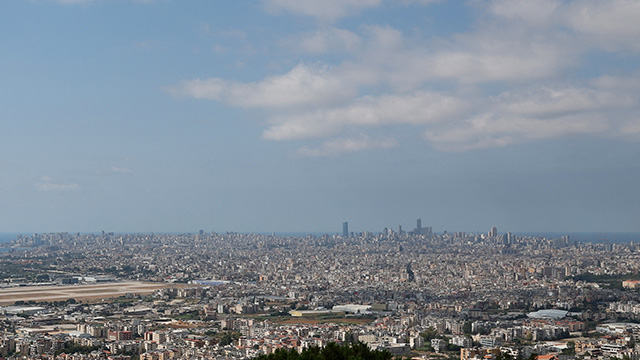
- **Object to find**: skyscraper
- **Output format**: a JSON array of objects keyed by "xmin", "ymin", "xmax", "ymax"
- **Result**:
[
  {"xmin": 343, "ymin": 222, "xmax": 349, "ymax": 238},
  {"xmin": 489, "ymin": 226, "xmax": 497, "ymax": 237},
  {"xmin": 416, "ymin": 218, "xmax": 422, "ymax": 234}
]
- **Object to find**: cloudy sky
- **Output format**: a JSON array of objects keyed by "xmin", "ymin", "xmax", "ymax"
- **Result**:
[{"xmin": 1, "ymin": 0, "xmax": 639, "ymax": 234}]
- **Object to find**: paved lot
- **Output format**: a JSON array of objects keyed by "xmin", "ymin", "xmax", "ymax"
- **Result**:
[{"xmin": 0, "ymin": 281, "xmax": 169, "ymax": 305}]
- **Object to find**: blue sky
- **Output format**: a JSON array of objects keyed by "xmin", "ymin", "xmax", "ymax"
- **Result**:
[{"xmin": 1, "ymin": 0, "xmax": 639, "ymax": 234}]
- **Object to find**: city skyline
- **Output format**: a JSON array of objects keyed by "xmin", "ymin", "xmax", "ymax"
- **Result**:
[
  {"xmin": 2, "ymin": 225, "xmax": 638, "ymax": 245},
  {"xmin": 1, "ymin": 1, "xmax": 639, "ymax": 233},
  {"xmin": 2, "ymin": 208, "xmax": 640, "ymax": 360}
]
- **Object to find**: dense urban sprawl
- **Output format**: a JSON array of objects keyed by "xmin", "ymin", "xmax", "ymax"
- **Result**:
[{"xmin": 2, "ymin": 226, "xmax": 640, "ymax": 360}]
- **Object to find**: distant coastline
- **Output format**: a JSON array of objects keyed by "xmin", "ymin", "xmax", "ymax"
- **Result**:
[
  {"xmin": 1, "ymin": 231, "xmax": 639, "ymax": 245},
  {"xmin": 0, "ymin": 233, "xmax": 22, "ymax": 244}
]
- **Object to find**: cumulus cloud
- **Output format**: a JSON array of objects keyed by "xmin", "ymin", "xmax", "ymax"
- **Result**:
[
  {"xmin": 170, "ymin": 0, "xmax": 640, "ymax": 153},
  {"xmin": 495, "ymin": 86, "xmax": 634, "ymax": 117},
  {"xmin": 293, "ymin": 24, "xmax": 572, "ymax": 88},
  {"xmin": 488, "ymin": 0, "xmax": 562, "ymax": 27},
  {"xmin": 390, "ymin": 21, "xmax": 573, "ymax": 85},
  {"xmin": 425, "ymin": 113, "xmax": 610, "ymax": 152},
  {"xmin": 264, "ymin": 0, "xmax": 381, "ymax": 22},
  {"xmin": 283, "ymin": 27, "xmax": 362, "ymax": 54},
  {"xmin": 425, "ymin": 44, "xmax": 567, "ymax": 84},
  {"xmin": 35, "ymin": 177, "xmax": 80, "ymax": 191},
  {"xmin": 264, "ymin": 0, "xmax": 441, "ymax": 21},
  {"xmin": 298, "ymin": 135, "xmax": 397, "ymax": 157},
  {"xmin": 565, "ymin": 0, "xmax": 640, "ymax": 51},
  {"xmin": 168, "ymin": 63, "xmax": 357, "ymax": 109},
  {"xmin": 423, "ymin": 81, "xmax": 636, "ymax": 151},
  {"xmin": 262, "ymin": 91, "xmax": 466, "ymax": 140},
  {"xmin": 487, "ymin": 0, "xmax": 640, "ymax": 52},
  {"xmin": 590, "ymin": 73, "xmax": 640, "ymax": 91}
]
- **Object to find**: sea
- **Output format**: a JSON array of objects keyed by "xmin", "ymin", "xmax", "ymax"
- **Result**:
[
  {"xmin": 0, "ymin": 233, "xmax": 20, "ymax": 243},
  {"xmin": 0, "ymin": 233, "xmax": 24, "ymax": 253}
]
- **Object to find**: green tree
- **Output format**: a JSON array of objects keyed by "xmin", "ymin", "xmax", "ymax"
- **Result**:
[
  {"xmin": 421, "ymin": 327, "xmax": 438, "ymax": 341},
  {"xmin": 254, "ymin": 342, "xmax": 393, "ymax": 360},
  {"xmin": 561, "ymin": 341, "xmax": 575, "ymax": 355}
]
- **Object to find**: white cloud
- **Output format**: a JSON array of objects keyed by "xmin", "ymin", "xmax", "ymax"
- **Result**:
[
  {"xmin": 339, "ymin": 24, "xmax": 570, "ymax": 87},
  {"xmin": 565, "ymin": 0, "xmax": 640, "ymax": 51},
  {"xmin": 280, "ymin": 22, "xmax": 573, "ymax": 94},
  {"xmin": 262, "ymin": 91, "xmax": 466, "ymax": 140},
  {"xmin": 425, "ymin": 113, "xmax": 610, "ymax": 152},
  {"xmin": 488, "ymin": 0, "xmax": 562, "ymax": 26},
  {"xmin": 264, "ymin": 0, "xmax": 381, "ymax": 22},
  {"xmin": 426, "ymin": 45, "xmax": 566, "ymax": 83},
  {"xmin": 298, "ymin": 135, "xmax": 397, "ymax": 157},
  {"xmin": 168, "ymin": 63, "xmax": 356, "ymax": 109},
  {"xmin": 590, "ymin": 73, "xmax": 640, "ymax": 91},
  {"xmin": 284, "ymin": 27, "xmax": 362, "ymax": 54},
  {"xmin": 264, "ymin": 0, "xmax": 440, "ymax": 21},
  {"xmin": 487, "ymin": 0, "xmax": 640, "ymax": 52},
  {"xmin": 171, "ymin": 0, "xmax": 640, "ymax": 154},
  {"xmin": 360, "ymin": 25, "xmax": 405, "ymax": 52},
  {"xmin": 409, "ymin": 17, "xmax": 575, "ymax": 84},
  {"xmin": 495, "ymin": 86, "xmax": 634, "ymax": 117},
  {"xmin": 35, "ymin": 177, "xmax": 80, "ymax": 192},
  {"xmin": 421, "ymin": 81, "xmax": 636, "ymax": 151}
]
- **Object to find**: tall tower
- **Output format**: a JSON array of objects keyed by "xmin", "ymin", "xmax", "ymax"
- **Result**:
[
  {"xmin": 489, "ymin": 226, "xmax": 497, "ymax": 237},
  {"xmin": 343, "ymin": 222, "xmax": 349, "ymax": 238},
  {"xmin": 416, "ymin": 218, "xmax": 422, "ymax": 234}
]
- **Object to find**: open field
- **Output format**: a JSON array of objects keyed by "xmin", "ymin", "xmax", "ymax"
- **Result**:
[{"xmin": 0, "ymin": 281, "xmax": 172, "ymax": 305}]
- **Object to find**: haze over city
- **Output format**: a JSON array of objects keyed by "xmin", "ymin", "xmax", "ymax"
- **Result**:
[{"xmin": 1, "ymin": 0, "xmax": 639, "ymax": 233}]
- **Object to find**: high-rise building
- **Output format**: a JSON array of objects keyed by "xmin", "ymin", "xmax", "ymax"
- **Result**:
[
  {"xmin": 425, "ymin": 226, "xmax": 433, "ymax": 237},
  {"xmin": 414, "ymin": 219, "xmax": 433, "ymax": 237},
  {"xmin": 489, "ymin": 226, "xmax": 497, "ymax": 237},
  {"xmin": 343, "ymin": 222, "xmax": 349, "ymax": 238}
]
